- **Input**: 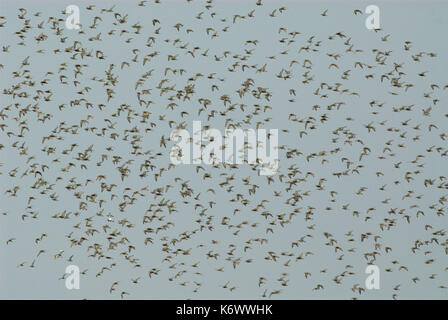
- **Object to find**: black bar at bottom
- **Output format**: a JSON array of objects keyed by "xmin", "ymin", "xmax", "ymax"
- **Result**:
[{"xmin": 0, "ymin": 300, "xmax": 445, "ymax": 318}]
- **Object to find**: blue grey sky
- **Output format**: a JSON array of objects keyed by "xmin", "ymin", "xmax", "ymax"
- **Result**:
[{"xmin": 0, "ymin": 0, "xmax": 447, "ymax": 299}]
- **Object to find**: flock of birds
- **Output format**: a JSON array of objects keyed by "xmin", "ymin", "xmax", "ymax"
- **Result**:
[{"xmin": 0, "ymin": 0, "xmax": 447, "ymax": 299}]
